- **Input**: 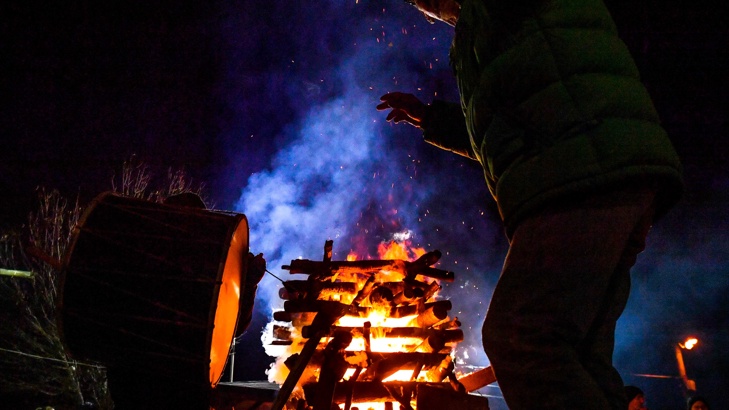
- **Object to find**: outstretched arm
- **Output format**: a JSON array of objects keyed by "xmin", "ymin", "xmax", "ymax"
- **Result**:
[
  {"xmin": 378, "ymin": 92, "xmax": 477, "ymax": 160},
  {"xmin": 377, "ymin": 92, "xmax": 427, "ymax": 128}
]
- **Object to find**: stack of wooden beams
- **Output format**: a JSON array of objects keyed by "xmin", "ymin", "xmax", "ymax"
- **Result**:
[{"xmin": 267, "ymin": 240, "xmax": 490, "ymax": 410}]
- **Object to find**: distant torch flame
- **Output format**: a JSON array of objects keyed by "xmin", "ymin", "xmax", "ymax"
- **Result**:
[{"xmin": 680, "ymin": 337, "xmax": 698, "ymax": 350}]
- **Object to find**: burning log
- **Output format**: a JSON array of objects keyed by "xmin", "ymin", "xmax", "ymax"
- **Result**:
[
  {"xmin": 390, "ymin": 300, "xmax": 452, "ymax": 318},
  {"xmin": 284, "ymin": 259, "xmax": 407, "ymax": 277},
  {"xmin": 301, "ymin": 326, "xmax": 463, "ymax": 344},
  {"xmin": 273, "ymin": 324, "xmax": 293, "ymax": 341},
  {"xmin": 272, "ymin": 311, "xmax": 316, "ymax": 327},
  {"xmin": 369, "ymin": 286, "xmax": 395, "ymax": 307},
  {"xmin": 392, "ymin": 286, "xmax": 424, "ymax": 305},
  {"xmin": 310, "ymin": 331, "xmax": 353, "ymax": 410},
  {"xmin": 283, "ymin": 256, "xmax": 454, "ymax": 282},
  {"xmin": 359, "ymin": 353, "xmax": 427, "ymax": 382},
  {"xmin": 268, "ymin": 241, "xmax": 475, "ymax": 410},
  {"xmin": 457, "ymin": 366, "xmax": 497, "ymax": 392},
  {"xmin": 270, "ymin": 305, "xmax": 349, "ymax": 410},
  {"xmin": 432, "ymin": 317, "xmax": 461, "ymax": 330},
  {"xmin": 420, "ymin": 280, "xmax": 441, "ymax": 301},
  {"xmin": 279, "ymin": 280, "xmax": 358, "ymax": 300},
  {"xmin": 283, "ymin": 300, "xmax": 366, "ymax": 316},
  {"xmin": 283, "ymin": 299, "xmax": 453, "ymax": 321},
  {"xmin": 426, "ymin": 355, "xmax": 453, "ymax": 383},
  {"xmin": 352, "ymin": 274, "xmax": 378, "ymax": 306},
  {"xmin": 303, "ymin": 351, "xmax": 448, "ymax": 371},
  {"xmin": 415, "ymin": 302, "xmax": 450, "ymax": 328}
]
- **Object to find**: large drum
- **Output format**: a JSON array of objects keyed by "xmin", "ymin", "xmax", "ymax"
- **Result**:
[{"xmin": 58, "ymin": 192, "xmax": 248, "ymax": 408}]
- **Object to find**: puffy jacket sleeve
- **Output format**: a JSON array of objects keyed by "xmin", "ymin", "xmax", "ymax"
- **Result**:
[{"xmin": 421, "ymin": 99, "xmax": 478, "ymax": 161}]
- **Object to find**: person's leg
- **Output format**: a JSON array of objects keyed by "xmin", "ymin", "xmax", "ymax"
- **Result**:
[
  {"xmin": 579, "ymin": 201, "xmax": 655, "ymax": 409},
  {"xmin": 482, "ymin": 188, "xmax": 655, "ymax": 410}
]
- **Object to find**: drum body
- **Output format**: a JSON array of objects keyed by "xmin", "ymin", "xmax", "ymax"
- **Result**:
[{"xmin": 59, "ymin": 192, "xmax": 248, "ymax": 408}]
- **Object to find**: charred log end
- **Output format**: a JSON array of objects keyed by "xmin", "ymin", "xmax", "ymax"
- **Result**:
[{"xmin": 457, "ymin": 366, "xmax": 497, "ymax": 392}]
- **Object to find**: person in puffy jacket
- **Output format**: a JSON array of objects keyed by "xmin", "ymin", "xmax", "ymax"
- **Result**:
[{"xmin": 377, "ymin": 0, "xmax": 682, "ymax": 408}]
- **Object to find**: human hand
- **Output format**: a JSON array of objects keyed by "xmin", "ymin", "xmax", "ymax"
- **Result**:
[
  {"xmin": 246, "ymin": 252, "xmax": 266, "ymax": 285},
  {"xmin": 377, "ymin": 92, "xmax": 427, "ymax": 128}
]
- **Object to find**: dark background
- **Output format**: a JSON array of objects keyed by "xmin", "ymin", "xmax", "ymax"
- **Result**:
[{"xmin": 2, "ymin": 1, "xmax": 727, "ymax": 408}]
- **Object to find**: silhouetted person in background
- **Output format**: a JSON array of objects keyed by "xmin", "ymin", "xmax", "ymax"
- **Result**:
[
  {"xmin": 687, "ymin": 395, "xmax": 710, "ymax": 410},
  {"xmin": 377, "ymin": 0, "xmax": 683, "ymax": 408}
]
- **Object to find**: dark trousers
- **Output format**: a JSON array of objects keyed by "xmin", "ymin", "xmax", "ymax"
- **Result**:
[{"xmin": 482, "ymin": 186, "xmax": 656, "ymax": 409}]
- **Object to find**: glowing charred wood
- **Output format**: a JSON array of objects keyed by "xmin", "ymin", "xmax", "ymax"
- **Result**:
[
  {"xmin": 447, "ymin": 371, "xmax": 467, "ymax": 394},
  {"xmin": 279, "ymin": 280, "xmax": 357, "ymax": 300},
  {"xmin": 352, "ymin": 274, "xmax": 377, "ymax": 307},
  {"xmin": 368, "ymin": 285, "xmax": 394, "ymax": 306},
  {"xmin": 380, "ymin": 281, "xmax": 405, "ymax": 295},
  {"xmin": 272, "ymin": 311, "xmax": 316, "ymax": 328},
  {"xmin": 301, "ymin": 325, "xmax": 463, "ymax": 342},
  {"xmin": 391, "ymin": 300, "xmax": 452, "ymax": 318},
  {"xmin": 270, "ymin": 305, "xmax": 349, "ymax": 410},
  {"xmin": 410, "ymin": 361, "xmax": 424, "ymax": 382},
  {"xmin": 283, "ymin": 259, "xmax": 406, "ymax": 276},
  {"xmin": 426, "ymin": 355, "xmax": 453, "ymax": 382},
  {"xmin": 283, "ymin": 300, "xmax": 366, "ymax": 316},
  {"xmin": 416, "ymin": 383, "xmax": 490, "ymax": 410},
  {"xmin": 421, "ymin": 280, "xmax": 441, "ymax": 301},
  {"xmin": 457, "ymin": 366, "xmax": 497, "ymax": 392},
  {"xmin": 415, "ymin": 302, "xmax": 450, "ymax": 328},
  {"xmin": 303, "ymin": 381, "xmax": 456, "ymax": 404},
  {"xmin": 283, "ymin": 299, "xmax": 453, "ymax": 319},
  {"xmin": 405, "ymin": 250, "xmax": 442, "ymax": 276},
  {"xmin": 358, "ymin": 353, "xmax": 439, "ymax": 382},
  {"xmin": 306, "ymin": 351, "xmax": 448, "ymax": 371},
  {"xmin": 273, "ymin": 324, "xmax": 292, "ymax": 340},
  {"xmin": 415, "ymin": 266, "xmax": 454, "ymax": 282},
  {"xmin": 283, "ymin": 255, "xmax": 454, "ymax": 282},
  {"xmin": 392, "ymin": 286, "xmax": 424, "ymax": 305},
  {"xmin": 414, "ymin": 333, "xmax": 446, "ymax": 354},
  {"xmin": 432, "ymin": 317, "xmax": 461, "ymax": 330},
  {"xmin": 310, "ymin": 330, "xmax": 353, "ymax": 410},
  {"xmin": 363, "ymin": 321, "xmax": 372, "ymax": 354},
  {"xmin": 323, "ymin": 239, "xmax": 333, "ymax": 262}
]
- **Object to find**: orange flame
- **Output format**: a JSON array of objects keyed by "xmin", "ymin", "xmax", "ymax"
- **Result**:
[
  {"xmin": 377, "ymin": 240, "xmax": 426, "ymax": 261},
  {"xmin": 681, "ymin": 337, "xmax": 698, "ymax": 350}
]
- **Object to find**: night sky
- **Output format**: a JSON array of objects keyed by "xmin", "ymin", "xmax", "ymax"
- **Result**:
[{"xmin": 2, "ymin": 1, "xmax": 727, "ymax": 409}]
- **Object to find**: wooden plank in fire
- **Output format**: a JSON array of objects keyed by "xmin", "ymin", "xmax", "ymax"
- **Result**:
[
  {"xmin": 270, "ymin": 305, "xmax": 349, "ymax": 410},
  {"xmin": 283, "ymin": 299, "xmax": 367, "ymax": 316},
  {"xmin": 283, "ymin": 299, "xmax": 453, "ymax": 319},
  {"xmin": 283, "ymin": 250, "xmax": 454, "ymax": 282},
  {"xmin": 301, "ymin": 326, "xmax": 464, "ymax": 344},
  {"xmin": 304, "ymin": 351, "xmax": 448, "ymax": 370},
  {"xmin": 456, "ymin": 366, "xmax": 497, "ymax": 392},
  {"xmin": 279, "ymin": 280, "xmax": 358, "ymax": 300}
]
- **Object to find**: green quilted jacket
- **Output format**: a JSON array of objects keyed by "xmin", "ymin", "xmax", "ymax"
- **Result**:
[{"xmin": 422, "ymin": 0, "xmax": 683, "ymax": 234}]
